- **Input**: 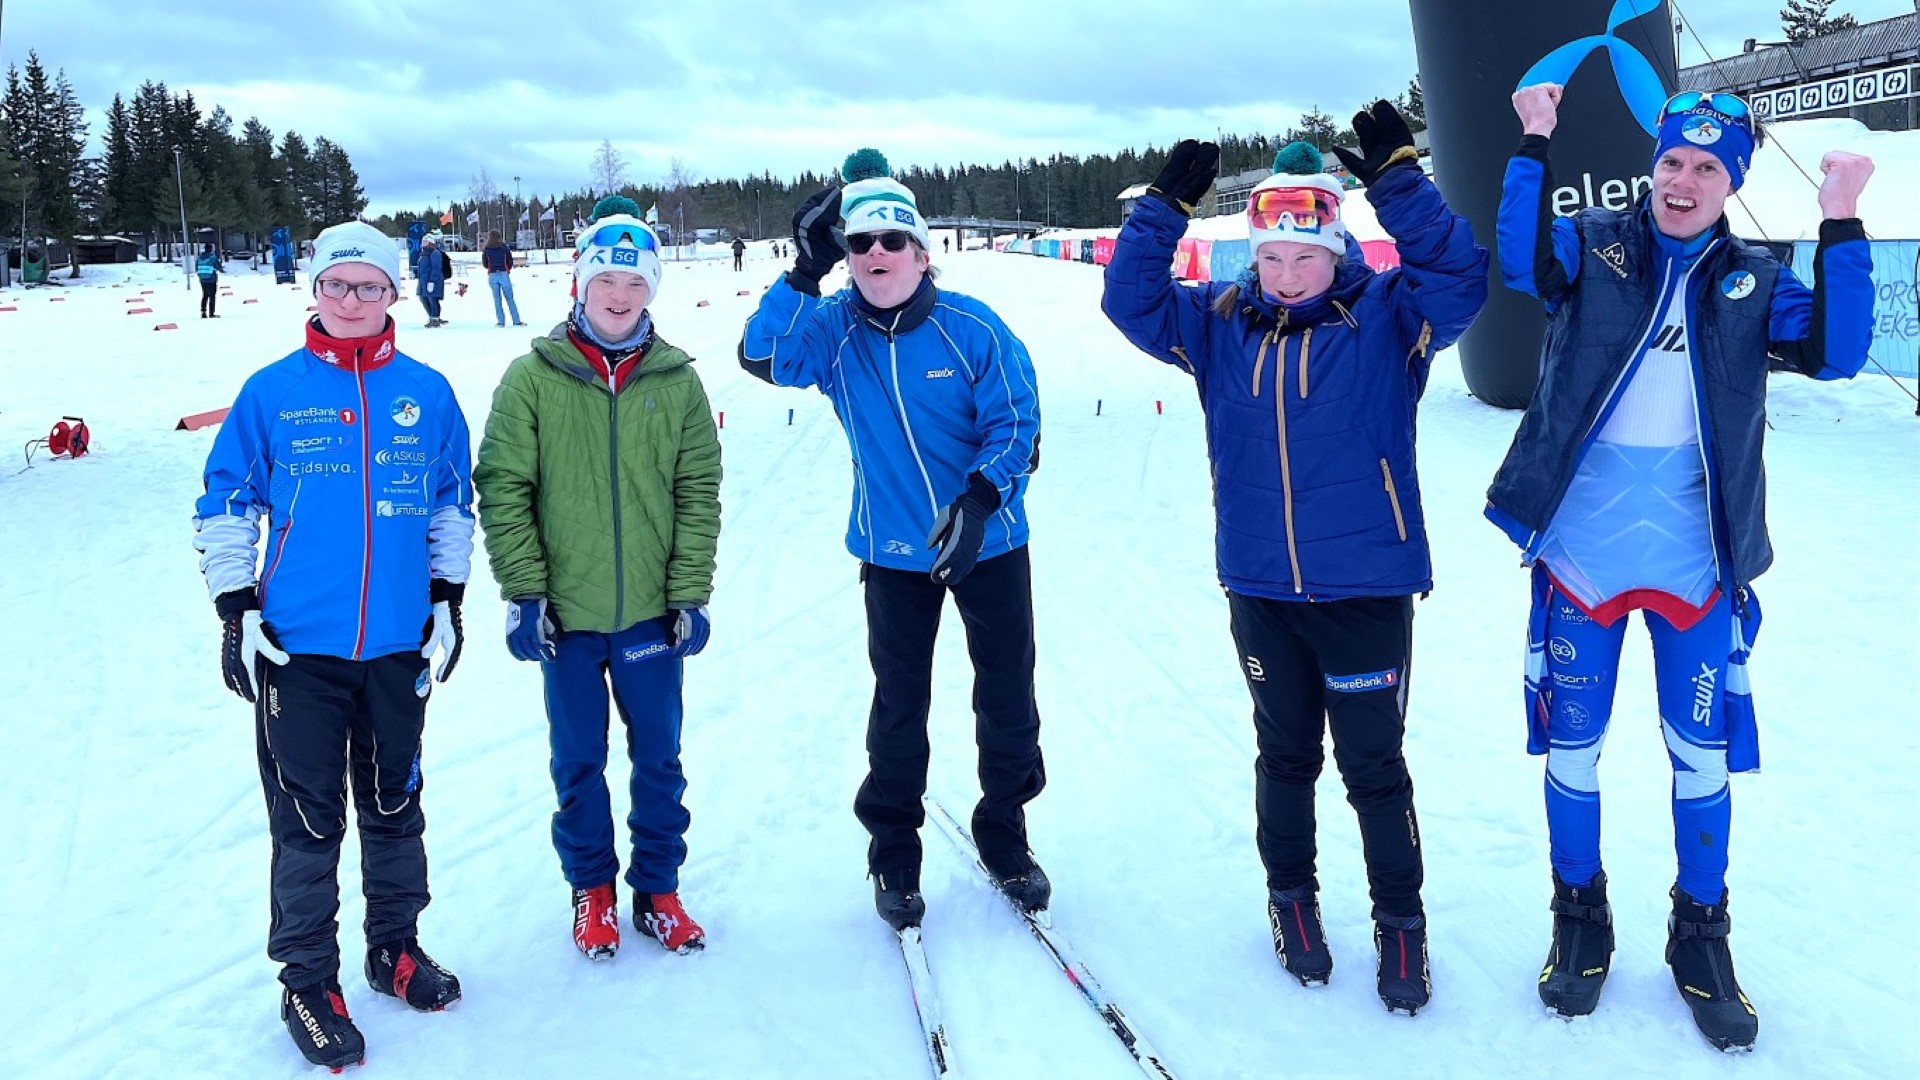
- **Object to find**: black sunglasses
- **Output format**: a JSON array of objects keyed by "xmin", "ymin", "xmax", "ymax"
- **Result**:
[{"xmin": 848, "ymin": 231, "xmax": 912, "ymax": 255}]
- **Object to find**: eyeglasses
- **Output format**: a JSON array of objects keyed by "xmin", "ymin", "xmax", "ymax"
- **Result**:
[
  {"xmin": 317, "ymin": 279, "xmax": 392, "ymax": 302},
  {"xmin": 1247, "ymin": 187, "xmax": 1342, "ymax": 231},
  {"xmin": 583, "ymin": 222, "xmax": 660, "ymax": 252},
  {"xmin": 848, "ymin": 231, "xmax": 913, "ymax": 255}
]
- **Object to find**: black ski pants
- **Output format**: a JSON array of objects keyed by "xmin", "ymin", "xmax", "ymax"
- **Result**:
[
  {"xmin": 1227, "ymin": 591, "xmax": 1423, "ymax": 921},
  {"xmin": 199, "ymin": 278, "xmax": 217, "ymax": 316},
  {"xmin": 856, "ymin": 547, "xmax": 1046, "ymax": 874},
  {"xmin": 254, "ymin": 651, "xmax": 432, "ymax": 990}
]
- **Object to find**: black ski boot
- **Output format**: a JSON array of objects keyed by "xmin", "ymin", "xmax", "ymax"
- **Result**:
[
  {"xmin": 1667, "ymin": 886, "xmax": 1758, "ymax": 1052},
  {"xmin": 1266, "ymin": 885, "xmax": 1333, "ymax": 986},
  {"xmin": 981, "ymin": 848, "xmax": 1051, "ymax": 914},
  {"xmin": 874, "ymin": 867, "xmax": 927, "ymax": 931},
  {"xmin": 1539, "ymin": 870, "xmax": 1615, "ymax": 1017},
  {"xmin": 1374, "ymin": 914, "xmax": 1431, "ymax": 1016},
  {"xmin": 365, "ymin": 938, "xmax": 462, "ymax": 1012},
  {"xmin": 281, "ymin": 981, "xmax": 366, "ymax": 1072}
]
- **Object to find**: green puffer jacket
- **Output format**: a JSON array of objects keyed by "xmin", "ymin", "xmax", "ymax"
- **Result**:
[{"xmin": 474, "ymin": 326, "xmax": 722, "ymax": 634}]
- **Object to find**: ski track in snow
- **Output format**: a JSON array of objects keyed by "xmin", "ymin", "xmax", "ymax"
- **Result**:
[{"xmin": 0, "ymin": 242, "xmax": 1915, "ymax": 1080}]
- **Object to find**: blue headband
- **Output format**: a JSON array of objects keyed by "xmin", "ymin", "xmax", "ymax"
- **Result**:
[{"xmin": 1652, "ymin": 105, "xmax": 1754, "ymax": 191}]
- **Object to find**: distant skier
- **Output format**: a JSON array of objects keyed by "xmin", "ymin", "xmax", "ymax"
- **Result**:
[
  {"xmin": 191, "ymin": 220, "xmax": 475, "ymax": 1071},
  {"xmin": 731, "ymin": 236, "xmax": 746, "ymax": 270},
  {"xmin": 473, "ymin": 195, "xmax": 722, "ymax": 962},
  {"xmin": 415, "ymin": 233, "xmax": 446, "ymax": 327},
  {"xmin": 1492, "ymin": 83, "xmax": 1876, "ymax": 1051},
  {"xmin": 740, "ymin": 149, "xmax": 1047, "ymax": 932},
  {"xmin": 196, "ymin": 243, "xmax": 220, "ymax": 317},
  {"xmin": 1101, "ymin": 102, "xmax": 1488, "ymax": 1016}
]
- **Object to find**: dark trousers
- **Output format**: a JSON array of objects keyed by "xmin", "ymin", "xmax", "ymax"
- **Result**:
[
  {"xmin": 542, "ymin": 618, "xmax": 690, "ymax": 895},
  {"xmin": 856, "ymin": 547, "xmax": 1046, "ymax": 873},
  {"xmin": 419, "ymin": 286, "xmax": 442, "ymax": 320},
  {"xmin": 199, "ymin": 278, "xmax": 217, "ymax": 316},
  {"xmin": 254, "ymin": 651, "xmax": 431, "ymax": 989},
  {"xmin": 1227, "ymin": 592, "xmax": 1423, "ymax": 921}
]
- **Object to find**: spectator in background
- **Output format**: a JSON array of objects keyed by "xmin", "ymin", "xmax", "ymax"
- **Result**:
[
  {"xmin": 731, "ymin": 236, "xmax": 746, "ymax": 271},
  {"xmin": 483, "ymin": 230, "xmax": 525, "ymax": 328},
  {"xmin": 196, "ymin": 243, "xmax": 221, "ymax": 318},
  {"xmin": 415, "ymin": 235, "xmax": 446, "ymax": 328}
]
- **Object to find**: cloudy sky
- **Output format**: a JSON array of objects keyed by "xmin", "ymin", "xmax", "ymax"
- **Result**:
[{"xmin": 4, "ymin": 0, "xmax": 1911, "ymax": 215}]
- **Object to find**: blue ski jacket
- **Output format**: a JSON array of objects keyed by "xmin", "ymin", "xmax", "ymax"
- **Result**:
[
  {"xmin": 196, "ymin": 252, "xmax": 219, "ymax": 282},
  {"xmin": 740, "ymin": 275, "xmax": 1040, "ymax": 572},
  {"xmin": 1101, "ymin": 166, "xmax": 1488, "ymax": 600},
  {"xmin": 1487, "ymin": 134, "xmax": 1875, "ymax": 598},
  {"xmin": 193, "ymin": 320, "xmax": 476, "ymax": 659}
]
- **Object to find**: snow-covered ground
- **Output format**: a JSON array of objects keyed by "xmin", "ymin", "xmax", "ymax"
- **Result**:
[{"xmin": 1, "ymin": 201, "xmax": 1916, "ymax": 1079}]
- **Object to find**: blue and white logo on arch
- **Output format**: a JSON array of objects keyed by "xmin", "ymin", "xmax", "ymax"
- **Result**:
[{"xmin": 1516, "ymin": 0, "xmax": 1669, "ymax": 136}]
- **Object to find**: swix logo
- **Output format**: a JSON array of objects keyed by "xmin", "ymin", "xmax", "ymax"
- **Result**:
[
  {"xmin": 1650, "ymin": 325, "xmax": 1689, "ymax": 353},
  {"xmin": 1516, "ymin": 0, "xmax": 1669, "ymax": 136},
  {"xmin": 327, "ymin": 246, "xmax": 367, "ymax": 260},
  {"xmin": 1592, "ymin": 243, "xmax": 1629, "ymax": 279},
  {"xmin": 1690, "ymin": 662, "xmax": 1718, "ymax": 724},
  {"xmin": 1244, "ymin": 655, "xmax": 1266, "ymax": 683},
  {"xmin": 926, "ymin": 368, "xmax": 956, "ymax": 379},
  {"xmin": 268, "ymin": 684, "xmax": 281, "ymax": 718},
  {"xmin": 289, "ymin": 436, "xmax": 337, "ymax": 455},
  {"xmin": 623, "ymin": 641, "xmax": 671, "ymax": 663},
  {"xmin": 882, "ymin": 540, "xmax": 916, "ymax": 556},
  {"xmin": 391, "ymin": 434, "xmax": 421, "ymax": 446},
  {"xmin": 1325, "ymin": 668, "xmax": 1399, "ymax": 693}
]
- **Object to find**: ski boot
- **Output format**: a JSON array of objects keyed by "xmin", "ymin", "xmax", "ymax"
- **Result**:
[
  {"xmin": 981, "ymin": 848, "xmax": 1051, "ymax": 914},
  {"xmin": 282, "ymin": 981, "xmax": 366, "ymax": 1072},
  {"xmin": 1539, "ymin": 870, "xmax": 1614, "ymax": 1017},
  {"xmin": 572, "ymin": 882, "xmax": 620, "ymax": 961},
  {"xmin": 1667, "ymin": 886, "xmax": 1758, "ymax": 1052},
  {"xmin": 365, "ymin": 938, "xmax": 462, "ymax": 1011},
  {"xmin": 638, "ymin": 891, "xmax": 707, "ymax": 954},
  {"xmin": 1267, "ymin": 885, "xmax": 1333, "ymax": 986},
  {"xmin": 1374, "ymin": 913, "xmax": 1431, "ymax": 1016},
  {"xmin": 874, "ymin": 867, "xmax": 927, "ymax": 931}
]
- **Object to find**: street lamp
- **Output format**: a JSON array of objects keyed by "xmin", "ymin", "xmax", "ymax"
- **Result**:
[
  {"xmin": 513, "ymin": 175, "xmax": 521, "ymax": 242},
  {"xmin": 172, "ymin": 145, "xmax": 192, "ymax": 289}
]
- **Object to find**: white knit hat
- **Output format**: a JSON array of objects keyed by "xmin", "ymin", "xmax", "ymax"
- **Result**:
[
  {"xmin": 310, "ymin": 221, "xmax": 400, "ymax": 292},
  {"xmin": 1246, "ymin": 142, "xmax": 1348, "ymax": 257},
  {"xmin": 574, "ymin": 214, "xmax": 663, "ymax": 299},
  {"xmin": 838, "ymin": 148, "xmax": 930, "ymax": 252}
]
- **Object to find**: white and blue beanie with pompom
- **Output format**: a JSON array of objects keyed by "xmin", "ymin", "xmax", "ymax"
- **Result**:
[
  {"xmin": 838, "ymin": 149, "xmax": 930, "ymax": 251},
  {"xmin": 574, "ymin": 194, "xmax": 662, "ymax": 299},
  {"xmin": 1247, "ymin": 141, "xmax": 1348, "ymax": 256}
]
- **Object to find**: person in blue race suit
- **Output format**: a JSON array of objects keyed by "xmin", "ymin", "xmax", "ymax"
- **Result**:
[
  {"xmin": 1102, "ymin": 102, "xmax": 1488, "ymax": 1017},
  {"xmin": 1493, "ymin": 83, "xmax": 1875, "ymax": 1051},
  {"xmin": 740, "ymin": 149, "xmax": 1047, "ymax": 935},
  {"xmin": 192, "ymin": 219, "xmax": 475, "ymax": 1071}
]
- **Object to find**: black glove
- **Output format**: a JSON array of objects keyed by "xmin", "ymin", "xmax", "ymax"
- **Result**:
[
  {"xmin": 925, "ymin": 473, "xmax": 1001, "ymax": 586},
  {"xmin": 789, "ymin": 186, "xmax": 846, "ymax": 292},
  {"xmin": 419, "ymin": 579, "xmax": 465, "ymax": 691},
  {"xmin": 216, "ymin": 586, "xmax": 288, "ymax": 703},
  {"xmin": 1147, "ymin": 140, "xmax": 1221, "ymax": 216},
  {"xmin": 1332, "ymin": 100, "xmax": 1419, "ymax": 187}
]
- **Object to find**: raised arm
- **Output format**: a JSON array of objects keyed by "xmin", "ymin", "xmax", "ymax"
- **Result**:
[
  {"xmin": 1765, "ymin": 151, "xmax": 1877, "ymax": 381},
  {"xmin": 1498, "ymin": 84, "xmax": 1584, "ymax": 308},
  {"xmin": 1099, "ymin": 140, "xmax": 1222, "ymax": 374}
]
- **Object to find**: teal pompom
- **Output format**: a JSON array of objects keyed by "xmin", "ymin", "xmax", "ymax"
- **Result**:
[
  {"xmin": 590, "ymin": 194, "xmax": 643, "ymax": 222},
  {"xmin": 1271, "ymin": 141, "xmax": 1325, "ymax": 177},
  {"xmin": 840, "ymin": 148, "xmax": 891, "ymax": 183}
]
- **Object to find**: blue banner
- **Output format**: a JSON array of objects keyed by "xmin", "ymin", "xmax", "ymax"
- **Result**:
[
  {"xmin": 1210, "ymin": 239, "xmax": 1251, "ymax": 283},
  {"xmin": 1793, "ymin": 239, "xmax": 1919, "ymax": 378}
]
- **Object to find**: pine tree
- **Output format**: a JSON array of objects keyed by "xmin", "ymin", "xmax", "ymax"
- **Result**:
[{"xmin": 1781, "ymin": 0, "xmax": 1858, "ymax": 42}]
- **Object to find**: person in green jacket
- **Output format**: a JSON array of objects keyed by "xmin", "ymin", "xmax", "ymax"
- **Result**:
[{"xmin": 473, "ymin": 197, "xmax": 721, "ymax": 962}]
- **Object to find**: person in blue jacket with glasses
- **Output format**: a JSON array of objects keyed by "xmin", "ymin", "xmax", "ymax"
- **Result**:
[
  {"xmin": 1493, "ymin": 83, "xmax": 1875, "ymax": 1050},
  {"xmin": 1102, "ymin": 102, "xmax": 1488, "ymax": 1017}
]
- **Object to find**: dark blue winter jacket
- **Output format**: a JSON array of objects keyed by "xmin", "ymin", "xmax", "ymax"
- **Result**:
[
  {"xmin": 740, "ymin": 275, "xmax": 1040, "ymax": 572},
  {"xmin": 194, "ymin": 321, "xmax": 475, "ymax": 659},
  {"xmin": 1488, "ymin": 135, "xmax": 1874, "ymax": 596},
  {"xmin": 415, "ymin": 247, "xmax": 445, "ymax": 294},
  {"xmin": 1101, "ymin": 166, "xmax": 1488, "ymax": 600},
  {"xmin": 482, "ymin": 243, "xmax": 512, "ymax": 274}
]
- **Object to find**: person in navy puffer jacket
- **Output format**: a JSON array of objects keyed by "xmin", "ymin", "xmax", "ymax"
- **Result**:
[
  {"xmin": 1102, "ymin": 102, "xmax": 1487, "ymax": 1015},
  {"xmin": 414, "ymin": 233, "xmax": 446, "ymax": 327}
]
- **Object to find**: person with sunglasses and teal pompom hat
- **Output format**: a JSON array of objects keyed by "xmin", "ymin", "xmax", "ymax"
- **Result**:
[
  {"xmin": 1493, "ymin": 84, "xmax": 1875, "ymax": 1052},
  {"xmin": 473, "ymin": 193, "xmax": 722, "ymax": 964},
  {"xmin": 1102, "ymin": 102, "xmax": 1488, "ymax": 1018},
  {"xmin": 740, "ymin": 148, "xmax": 1048, "ymax": 934}
]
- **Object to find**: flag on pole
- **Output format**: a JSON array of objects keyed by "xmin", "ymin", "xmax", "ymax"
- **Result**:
[
  {"xmin": 518, "ymin": 208, "xmax": 530, "ymax": 225},
  {"xmin": 645, "ymin": 204, "xmax": 659, "ymax": 225},
  {"xmin": 439, "ymin": 210, "xmax": 453, "ymax": 226},
  {"xmin": 539, "ymin": 206, "xmax": 556, "ymax": 222},
  {"xmin": 466, "ymin": 210, "xmax": 480, "ymax": 225},
  {"xmin": 573, "ymin": 214, "xmax": 588, "ymax": 232}
]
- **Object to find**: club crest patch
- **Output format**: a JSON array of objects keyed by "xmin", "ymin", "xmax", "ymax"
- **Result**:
[
  {"xmin": 1721, "ymin": 270, "xmax": 1756, "ymax": 300},
  {"xmin": 1681, "ymin": 114, "xmax": 1723, "ymax": 146}
]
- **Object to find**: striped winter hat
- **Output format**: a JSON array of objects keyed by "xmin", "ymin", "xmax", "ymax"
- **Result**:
[{"xmin": 838, "ymin": 149, "xmax": 930, "ymax": 251}]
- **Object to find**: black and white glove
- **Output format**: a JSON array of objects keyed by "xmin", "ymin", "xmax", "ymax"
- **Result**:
[
  {"xmin": 925, "ymin": 473, "xmax": 1002, "ymax": 586},
  {"xmin": 419, "ymin": 579, "xmax": 465, "ymax": 693},
  {"xmin": 1332, "ymin": 100, "xmax": 1420, "ymax": 187},
  {"xmin": 789, "ymin": 186, "xmax": 846, "ymax": 293},
  {"xmin": 216, "ymin": 586, "xmax": 289, "ymax": 703},
  {"xmin": 1148, "ymin": 140, "xmax": 1222, "ymax": 217}
]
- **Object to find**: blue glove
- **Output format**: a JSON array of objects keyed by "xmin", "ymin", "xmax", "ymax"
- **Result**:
[
  {"xmin": 668, "ymin": 604, "xmax": 711, "ymax": 659},
  {"xmin": 926, "ymin": 473, "xmax": 1001, "ymax": 586},
  {"xmin": 506, "ymin": 596, "xmax": 556, "ymax": 662}
]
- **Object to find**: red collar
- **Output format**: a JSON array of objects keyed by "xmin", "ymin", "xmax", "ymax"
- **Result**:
[
  {"xmin": 306, "ymin": 317, "xmax": 397, "ymax": 372},
  {"xmin": 567, "ymin": 329, "xmax": 645, "ymax": 392}
]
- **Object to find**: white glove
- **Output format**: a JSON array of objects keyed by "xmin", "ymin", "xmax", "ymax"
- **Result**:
[{"xmin": 418, "ymin": 600, "xmax": 464, "ymax": 694}]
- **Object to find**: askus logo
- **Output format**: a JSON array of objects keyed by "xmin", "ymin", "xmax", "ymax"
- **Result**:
[{"xmin": 1517, "ymin": 0, "xmax": 1668, "ymax": 136}]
